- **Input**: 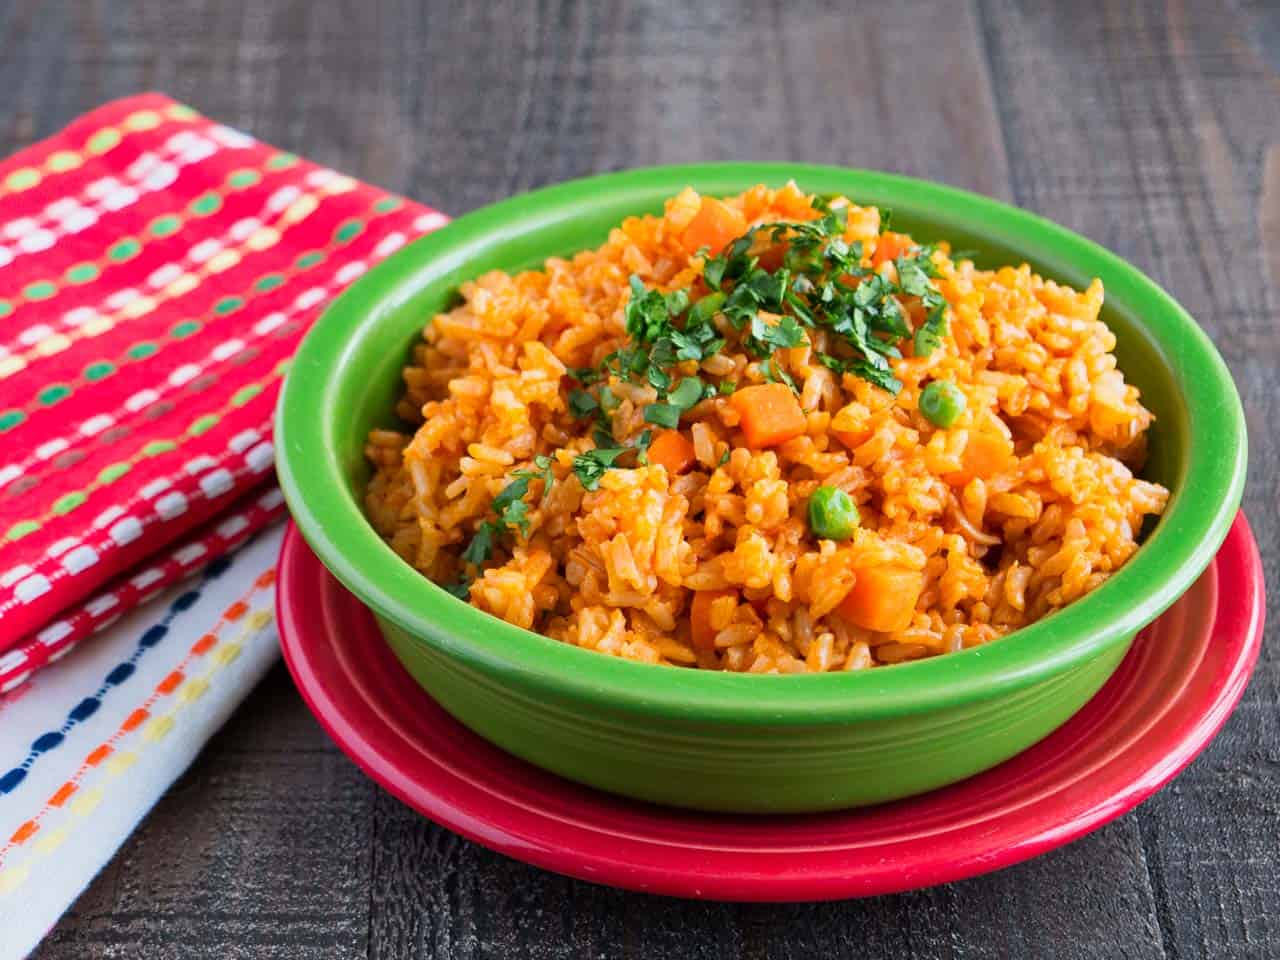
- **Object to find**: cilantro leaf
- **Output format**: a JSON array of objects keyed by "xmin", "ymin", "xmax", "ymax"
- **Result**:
[
  {"xmin": 568, "ymin": 389, "xmax": 599, "ymax": 418},
  {"xmin": 499, "ymin": 498, "xmax": 530, "ymax": 537},
  {"xmin": 644, "ymin": 404, "xmax": 681, "ymax": 428},
  {"xmin": 491, "ymin": 475, "xmax": 531, "ymax": 513},
  {"xmin": 913, "ymin": 302, "xmax": 948, "ymax": 358},
  {"xmin": 572, "ymin": 446, "xmax": 630, "ymax": 491},
  {"xmin": 462, "ymin": 521, "xmax": 499, "ymax": 566}
]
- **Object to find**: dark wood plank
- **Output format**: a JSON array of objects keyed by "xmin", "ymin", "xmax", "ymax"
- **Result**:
[
  {"xmin": 977, "ymin": 1, "xmax": 1280, "ymax": 957},
  {"xmin": 0, "ymin": 0, "xmax": 1272, "ymax": 955}
]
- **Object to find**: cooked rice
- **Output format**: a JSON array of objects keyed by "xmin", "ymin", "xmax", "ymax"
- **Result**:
[{"xmin": 364, "ymin": 183, "xmax": 1169, "ymax": 673}]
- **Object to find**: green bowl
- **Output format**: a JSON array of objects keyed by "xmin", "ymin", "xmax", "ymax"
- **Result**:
[{"xmin": 277, "ymin": 164, "xmax": 1246, "ymax": 813}]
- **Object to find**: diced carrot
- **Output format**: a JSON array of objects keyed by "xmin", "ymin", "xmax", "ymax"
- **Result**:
[
  {"xmin": 691, "ymin": 588, "xmax": 736, "ymax": 650},
  {"xmin": 648, "ymin": 429, "xmax": 696, "ymax": 476},
  {"xmin": 729, "ymin": 383, "xmax": 806, "ymax": 449},
  {"xmin": 837, "ymin": 567, "xmax": 923, "ymax": 634},
  {"xmin": 945, "ymin": 430, "xmax": 1015, "ymax": 486},
  {"xmin": 871, "ymin": 231, "xmax": 914, "ymax": 267},
  {"xmin": 681, "ymin": 197, "xmax": 748, "ymax": 255}
]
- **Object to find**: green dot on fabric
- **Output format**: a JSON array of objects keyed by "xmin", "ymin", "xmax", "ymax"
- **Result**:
[
  {"xmin": 227, "ymin": 169, "xmax": 261, "ymax": 188},
  {"xmin": 0, "ymin": 409, "xmax": 25, "ymax": 431},
  {"xmin": 127, "ymin": 342, "xmax": 158, "ymax": 360},
  {"xmin": 189, "ymin": 192, "xmax": 222, "ymax": 216},
  {"xmin": 188, "ymin": 414, "xmax": 220, "ymax": 435},
  {"xmin": 254, "ymin": 273, "xmax": 285, "ymax": 292},
  {"xmin": 231, "ymin": 384, "xmax": 263, "ymax": 407},
  {"xmin": 38, "ymin": 384, "xmax": 71, "ymax": 405},
  {"xmin": 86, "ymin": 128, "xmax": 121, "ymax": 154},
  {"xmin": 65, "ymin": 263, "xmax": 100, "ymax": 284},
  {"xmin": 295, "ymin": 251, "xmax": 324, "ymax": 269},
  {"xmin": 266, "ymin": 152, "xmax": 298, "ymax": 169},
  {"xmin": 107, "ymin": 238, "xmax": 141, "ymax": 262},
  {"xmin": 373, "ymin": 197, "xmax": 404, "ymax": 213},
  {"xmin": 274, "ymin": 359, "xmax": 292, "ymax": 376},
  {"xmin": 46, "ymin": 152, "xmax": 80, "ymax": 172},
  {"xmin": 83, "ymin": 361, "xmax": 116, "ymax": 381},
  {"xmin": 98, "ymin": 462, "xmax": 132, "ymax": 483},
  {"xmin": 6, "ymin": 168, "xmax": 41, "ymax": 190},
  {"xmin": 170, "ymin": 320, "xmax": 201, "ymax": 339},
  {"xmin": 22, "ymin": 281, "xmax": 56, "ymax": 301},
  {"xmin": 5, "ymin": 521, "xmax": 40, "ymax": 542},
  {"xmin": 149, "ymin": 215, "xmax": 181, "ymax": 237},
  {"xmin": 213, "ymin": 296, "xmax": 244, "ymax": 315},
  {"xmin": 168, "ymin": 104, "xmax": 198, "ymax": 120},
  {"xmin": 52, "ymin": 491, "xmax": 87, "ymax": 514},
  {"xmin": 143, "ymin": 440, "xmax": 177, "ymax": 456},
  {"xmin": 334, "ymin": 219, "xmax": 364, "ymax": 243},
  {"xmin": 0, "ymin": 301, "xmax": 12, "ymax": 318}
]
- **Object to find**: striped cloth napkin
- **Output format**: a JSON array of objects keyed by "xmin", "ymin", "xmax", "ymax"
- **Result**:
[{"xmin": 0, "ymin": 94, "xmax": 446, "ymax": 957}]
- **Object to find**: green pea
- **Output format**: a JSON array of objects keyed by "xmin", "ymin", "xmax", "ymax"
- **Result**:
[
  {"xmin": 808, "ymin": 485, "xmax": 859, "ymax": 541},
  {"xmin": 919, "ymin": 380, "xmax": 967, "ymax": 428}
]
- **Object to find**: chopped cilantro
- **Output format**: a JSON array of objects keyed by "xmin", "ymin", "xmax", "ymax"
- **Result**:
[
  {"xmin": 568, "ymin": 389, "xmax": 599, "ymax": 418},
  {"xmin": 913, "ymin": 302, "xmax": 948, "ymax": 358}
]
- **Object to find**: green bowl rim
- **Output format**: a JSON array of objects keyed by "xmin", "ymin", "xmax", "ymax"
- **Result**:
[{"xmin": 276, "ymin": 163, "xmax": 1247, "ymax": 725}]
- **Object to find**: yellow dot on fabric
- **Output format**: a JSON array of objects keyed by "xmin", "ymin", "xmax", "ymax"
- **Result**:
[
  {"xmin": 121, "ymin": 296, "xmax": 157, "ymax": 319},
  {"xmin": 164, "ymin": 274, "xmax": 200, "ymax": 299},
  {"xmin": 167, "ymin": 104, "xmax": 198, "ymax": 120},
  {"xmin": 124, "ymin": 110, "xmax": 162, "ymax": 131},
  {"xmin": 178, "ymin": 677, "xmax": 209, "ymax": 704},
  {"xmin": 34, "ymin": 334, "xmax": 72, "ymax": 358},
  {"xmin": 34, "ymin": 826, "xmax": 69, "ymax": 855},
  {"xmin": 86, "ymin": 127, "xmax": 122, "ymax": 154},
  {"xmin": 0, "ymin": 864, "xmax": 30, "ymax": 895},
  {"xmin": 5, "ymin": 167, "xmax": 41, "ymax": 191},
  {"xmin": 0, "ymin": 356, "xmax": 27, "ymax": 378},
  {"xmin": 282, "ymin": 195, "xmax": 319, "ymax": 225},
  {"xmin": 246, "ymin": 227, "xmax": 280, "ymax": 251},
  {"xmin": 206, "ymin": 250, "xmax": 241, "ymax": 274},
  {"xmin": 144, "ymin": 716, "xmax": 174, "ymax": 742},
  {"xmin": 106, "ymin": 752, "xmax": 138, "ymax": 776},
  {"xmin": 213, "ymin": 642, "xmax": 243, "ymax": 667},
  {"xmin": 46, "ymin": 150, "xmax": 82, "ymax": 172},
  {"xmin": 71, "ymin": 785, "xmax": 105, "ymax": 817},
  {"xmin": 82, "ymin": 318, "xmax": 115, "ymax": 337},
  {"xmin": 324, "ymin": 175, "xmax": 357, "ymax": 194},
  {"xmin": 247, "ymin": 610, "xmax": 273, "ymax": 631}
]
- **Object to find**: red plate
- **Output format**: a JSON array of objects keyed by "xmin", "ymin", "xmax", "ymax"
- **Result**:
[{"xmin": 277, "ymin": 514, "xmax": 1264, "ymax": 901}]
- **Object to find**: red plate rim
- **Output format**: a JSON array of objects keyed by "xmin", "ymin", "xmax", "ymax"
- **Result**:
[{"xmin": 277, "ymin": 512, "xmax": 1264, "ymax": 901}]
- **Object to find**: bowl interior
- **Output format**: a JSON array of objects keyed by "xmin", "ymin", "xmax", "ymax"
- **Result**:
[{"xmin": 277, "ymin": 164, "xmax": 1245, "ymax": 724}]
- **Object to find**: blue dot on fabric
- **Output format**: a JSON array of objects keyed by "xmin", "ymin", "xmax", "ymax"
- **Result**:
[
  {"xmin": 105, "ymin": 662, "xmax": 136, "ymax": 686},
  {"xmin": 69, "ymin": 697, "xmax": 101, "ymax": 722},
  {"xmin": 174, "ymin": 590, "xmax": 200, "ymax": 611},
  {"xmin": 32, "ymin": 731, "xmax": 64, "ymax": 753},
  {"xmin": 0, "ymin": 768, "xmax": 27, "ymax": 794},
  {"xmin": 139, "ymin": 624, "xmax": 168, "ymax": 647},
  {"xmin": 206, "ymin": 555, "xmax": 232, "ymax": 578}
]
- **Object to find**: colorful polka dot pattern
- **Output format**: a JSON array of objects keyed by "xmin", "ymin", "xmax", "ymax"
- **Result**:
[{"xmin": 0, "ymin": 92, "xmax": 445, "ymax": 653}]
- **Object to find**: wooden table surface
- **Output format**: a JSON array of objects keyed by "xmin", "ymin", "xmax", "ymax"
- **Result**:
[{"xmin": 4, "ymin": 0, "xmax": 1277, "ymax": 956}]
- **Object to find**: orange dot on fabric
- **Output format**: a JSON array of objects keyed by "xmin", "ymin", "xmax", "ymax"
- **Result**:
[
  {"xmin": 191, "ymin": 633, "xmax": 218, "ymax": 654},
  {"xmin": 49, "ymin": 783, "xmax": 78, "ymax": 807},
  {"xmin": 122, "ymin": 708, "xmax": 150, "ymax": 732},
  {"xmin": 10, "ymin": 821, "xmax": 38, "ymax": 845},
  {"xmin": 156, "ymin": 670, "xmax": 185, "ymax": 695},
  {"xmin": 85, "ymin": 745, "xmax": 113, "ymax": 767},
  {"xmin": 224, "ymin": 601, "xmax": 248, "ymax": 621},
  {"xmin": 255, "ymin": 570, "xmax": 276, "ymax": 588}
]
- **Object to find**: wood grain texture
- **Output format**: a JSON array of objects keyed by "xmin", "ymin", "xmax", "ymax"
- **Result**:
[{"xmin": 0, "ymin": 0, "xmax": 1273, "ymax": 956}]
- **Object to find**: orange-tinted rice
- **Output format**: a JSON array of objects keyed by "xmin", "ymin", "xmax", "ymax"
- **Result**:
[{"xmin": 364, "ymin": 184, "xmax": 1169, "ymax": 673}]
